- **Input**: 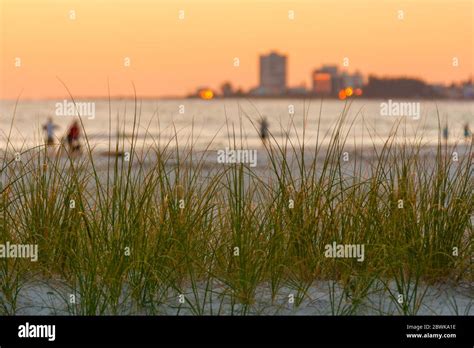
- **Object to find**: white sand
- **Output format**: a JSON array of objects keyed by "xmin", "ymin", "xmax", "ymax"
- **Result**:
[{"xmin": 7, "ymin": 279, "xmax": 472, "ymax": 316}]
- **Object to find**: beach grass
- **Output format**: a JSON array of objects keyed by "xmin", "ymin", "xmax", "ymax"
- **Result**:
[{"xmin": 0, "ymin": 97, "xmax": 472, "ymax": 315}]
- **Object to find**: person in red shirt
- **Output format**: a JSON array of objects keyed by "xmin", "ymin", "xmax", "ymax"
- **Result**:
[{"xmin": 66, "ymin": 120, "xmax": 81, "ymax": 153}]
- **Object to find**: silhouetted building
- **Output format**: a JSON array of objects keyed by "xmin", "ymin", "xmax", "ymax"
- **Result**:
[
  {"xmin": 462, "ymin": 79, "xmax": 474, "ymax": 99},
  {"xmin": 364, "ymin": 76, "xmax": 435, "ymax": 98},
  {"xmin": 312, "ymin": 65, "xmax": 341, "ymax": 96},
  {"xmin": 220, "ymin": 82, "xmax": 234, "ymax": 97},
  {"xmin": 259, "ymin": 51, "xmax": 287, "ymax": 95},
  {"xmin": 312, "ymin": 72, "xmax": 332, "ymax": 95},
  {"xmin": 340, "ymin": 71, "xmax": 364, "ymax": 89}
]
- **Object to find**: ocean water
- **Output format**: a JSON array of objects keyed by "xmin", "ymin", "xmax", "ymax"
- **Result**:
[{"xmin": 0, "ymin": 99, "xmax": 472, "ymax": 150}]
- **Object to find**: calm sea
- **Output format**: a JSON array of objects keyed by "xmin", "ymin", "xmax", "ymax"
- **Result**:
[{"xmin": 0, "ymin": 99, "xmax": 472, "ymax": 150}]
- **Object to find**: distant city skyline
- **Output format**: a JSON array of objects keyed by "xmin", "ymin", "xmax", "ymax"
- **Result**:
[
  {"xmin": 189, "ymin": 51, "xmax": 472, "ymax": 100},
  {"xmin": 1, "ymin": 0, "xmax": 472, "ymax": 99}
]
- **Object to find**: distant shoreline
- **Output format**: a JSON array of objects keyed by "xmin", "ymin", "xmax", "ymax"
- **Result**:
[{"xmin": 1, "ymin": 96, "xmax": 474, "ymax": 102}]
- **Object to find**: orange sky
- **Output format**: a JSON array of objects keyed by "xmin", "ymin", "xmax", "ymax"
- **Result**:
[{"xmin": 0, "ymin": 0, "xmax": 472, "ymax": 99}]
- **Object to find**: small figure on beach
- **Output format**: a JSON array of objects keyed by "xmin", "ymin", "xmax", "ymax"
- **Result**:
[
  {"xmin": 66, "ymin": 120, "xmax": 81, "ymax": 153},
  {"xmin": 42, "ymin": 117, "xmax": 59, "ymax": 145},
  {"xmin": 463, "ymin": 123, "xmax": 471, "ymax": 140},
  {"xmin": 259, "ymin": 116, "xmax": 269, "ymax": 144},
  {"xmin": 442, "ymin": 125, "xmax": 449, "ymax": 141}
]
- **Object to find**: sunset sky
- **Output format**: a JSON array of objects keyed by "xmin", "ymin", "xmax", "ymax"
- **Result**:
[{"xmin": 0, "ymin": 0, "xmax": 472, "ymax": 99}]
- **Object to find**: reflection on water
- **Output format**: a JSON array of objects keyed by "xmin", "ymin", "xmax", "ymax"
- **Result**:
[{"xmin": 0, "ymin": 99, "xmax": 472, "ymax": 150}]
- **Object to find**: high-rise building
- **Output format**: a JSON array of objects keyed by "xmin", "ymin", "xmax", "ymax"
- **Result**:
[
  {"xmin": 340, "ymin": 71, "xmax": 364, "ymax": 89},
  {"xmin": 259, "ymin": 52, "xmax": 287, "ymax": 95},
  {"xmin": 312, "ymin": 65, "xmax": 340, "ymax": 96},
  {"xmin": 312, "ymin": 72, "xmax": 332, "ymax": 95},
  {"xmin": 312, "ymin": 65, "xmax": 364, "ymax": 96}
]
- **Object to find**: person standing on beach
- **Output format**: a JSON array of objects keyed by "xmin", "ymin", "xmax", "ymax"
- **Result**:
[
  {"xmin": 259, "ymin": 116, "xmax": 269, "ymax": 145},
  {"xmin": 464, "ymin": 123, "xmax": 471, "ymax": 140},
  {"xmin": 442, "ymin": 125, "xmax": 449, "ymax": 142},
  {"xmin": 66, "ymin": 120, "xmax": 81, "ymax": 153},
  {"xmin": 42, "ymin": 117, "xmax": 59, "ymax": 145}
]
